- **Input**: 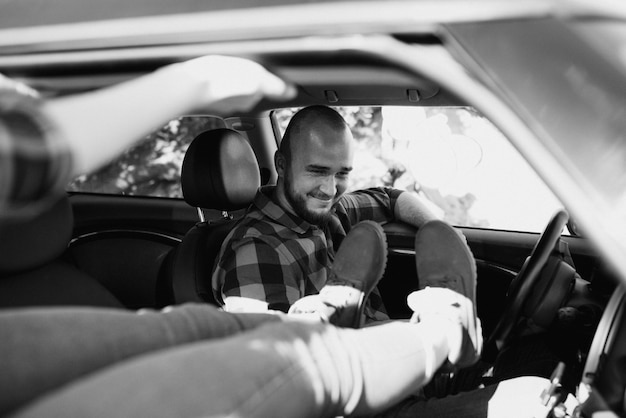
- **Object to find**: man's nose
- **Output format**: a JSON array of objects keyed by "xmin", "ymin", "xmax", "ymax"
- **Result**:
[{"xmin": 319, "ymin": 175, "xmax": 336, "ymax": 196}]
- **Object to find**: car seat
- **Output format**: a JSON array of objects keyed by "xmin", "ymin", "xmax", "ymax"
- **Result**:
[
  {"xmin": 0, "ymin": 195, "xmax": 124, "ymax": 309},
  {"xmin": 158, "ymin": 128, "xmax": 260, "ymax": 306}
]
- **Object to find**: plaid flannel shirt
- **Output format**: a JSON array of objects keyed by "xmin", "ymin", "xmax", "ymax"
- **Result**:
[
  {"xmin": 0, "ymin": 89, "xmax": 71, "ymax": 215},
  {"xmin": 212, "ymin": 185, "xmax": 403, "ymax": 322}
]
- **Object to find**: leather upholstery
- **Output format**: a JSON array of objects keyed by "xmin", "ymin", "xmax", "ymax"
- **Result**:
[
  {"xmin": 0, "ymin": 196, "xmax": 72, "ymax": 274},
  {"xmin": 0, "ymin": 194, "xmax": 123, "ymax": 309},
  {"xmin": 163, "ymin": 129, "xmax": 261, "ymax": 305},
  {"xmin": 181, "ymin": 128, "xmax": 260, "ymax": 211}
]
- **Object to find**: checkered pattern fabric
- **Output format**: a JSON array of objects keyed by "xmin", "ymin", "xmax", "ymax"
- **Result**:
[
  {"xmin": 212, "ymin": 186, "xmax": 403, "ymax": 322},
  {"xmin": 0, "ymin": 89, "xmax": 72, "ymax": 215}
]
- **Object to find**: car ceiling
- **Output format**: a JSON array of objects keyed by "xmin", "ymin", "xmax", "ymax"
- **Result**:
[
  {"xmin": 0, "ymin": 33, "xmax": 467, "ymax": 111},
  {"xmin": 0, "ymin": 0, "xmax": 613, "ymax": 106},
  {"xmin": 0, "ymin": 0, "xmax": 566, "ymax": 110}
]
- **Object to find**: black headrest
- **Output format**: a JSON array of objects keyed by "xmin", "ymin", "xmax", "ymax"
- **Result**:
[
  {"xmin": 0, "ymin": 195, "xmax": 73, "ymax": 275},
  {"xmin": 181, "ymin": 129, "xmax": 260, "ymax": 211}
]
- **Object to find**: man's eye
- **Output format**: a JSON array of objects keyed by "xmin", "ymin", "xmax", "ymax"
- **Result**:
[{"xmin": 337, "ymin": 172, "xmax": 350, "ymax": 179}]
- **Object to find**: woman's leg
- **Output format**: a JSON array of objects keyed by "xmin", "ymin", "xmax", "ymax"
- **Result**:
[
  {"xmin": 9, "ymin": 320, "xmax": 451, "ymax": 418},
  {"xmin": 0, "ymin": 304, "xmax": 282, "ymax": 415}
]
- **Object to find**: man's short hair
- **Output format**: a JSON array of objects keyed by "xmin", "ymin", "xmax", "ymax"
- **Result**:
[{"xmin": 279, "ymin": 105, "xmax": 349, "ymax": 161}]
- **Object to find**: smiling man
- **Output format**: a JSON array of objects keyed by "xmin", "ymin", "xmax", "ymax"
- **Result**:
[
  {"xmin": 275, "ymin": 106, "xmax": 354, "ymax": 226},
  {"xmin": 212, "ymin": 105, "xmax": 439, "ymax": 321}
]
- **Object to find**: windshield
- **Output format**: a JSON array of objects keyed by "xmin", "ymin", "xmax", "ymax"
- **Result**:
[
  {"xmin": 274, "ymin": 106, "xmax": 563, "ymax": 233},
  {"xmin": 447, "ymin": 17, "xmax": 626, "ymax": 284}
]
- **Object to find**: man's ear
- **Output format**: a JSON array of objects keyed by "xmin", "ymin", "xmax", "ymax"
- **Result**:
[{"xmin": 274, "ymin": 150, "xmax": 286, "ymax": 176}]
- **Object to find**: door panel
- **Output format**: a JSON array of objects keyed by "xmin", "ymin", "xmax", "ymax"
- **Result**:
[
  {"xmin": 70, "ymin": 194, "xmax": 199, "ymax": 238},
  {"xmin": 69, "ymin": 194, "xmax": 610, "ymax": 322},
  {"xmin": 68, "ymin": 194, "xmax": 219, "ymax": 308},
  {"xmin": 379, "ymin": 222, "xmax": 608, "ymax": 338}
]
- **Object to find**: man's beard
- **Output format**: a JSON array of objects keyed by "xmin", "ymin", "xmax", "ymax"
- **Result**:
[{"xmin": 284, "ymin": 174, "xmax": 334, "ymax": 227}]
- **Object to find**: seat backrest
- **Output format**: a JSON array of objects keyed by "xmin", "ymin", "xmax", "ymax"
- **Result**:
[
  {"xmin": 160, "ymin": 128, "xmax": 260, "ymax": 305},
  {"xmin": 0, "ymin": 195, "xmax": 124, "ymax": 309}
]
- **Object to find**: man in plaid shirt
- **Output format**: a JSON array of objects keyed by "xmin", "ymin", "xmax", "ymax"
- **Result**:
[{"xmin": 213, "ymin": 105, "xmax": 440, "ymax": 322}]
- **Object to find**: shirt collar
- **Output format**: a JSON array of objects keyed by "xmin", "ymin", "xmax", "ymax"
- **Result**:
[{"xmin": 254, "ymin": 186, "xmax": 315, "ymax": 235}]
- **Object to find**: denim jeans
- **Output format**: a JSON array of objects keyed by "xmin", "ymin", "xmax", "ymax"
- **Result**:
[{"xmin": 0, "ymin": 304, "xmax": 548, "ymax": 417}]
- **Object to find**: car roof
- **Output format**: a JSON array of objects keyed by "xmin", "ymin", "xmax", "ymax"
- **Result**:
[
  {"xmin": 0, "ymin": 0, "xmax": 560, "ymax": 29},
  {"xmin": 0, "ymin": 0, "xmax": 622, "ymax": 52},
  {"xmin": 0, "ymin": 0, "xmax": 621, "ymax": 104}
]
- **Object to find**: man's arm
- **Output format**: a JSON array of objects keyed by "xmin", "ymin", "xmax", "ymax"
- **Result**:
[
  {"xmin": 395, "ymin": 191, "xmax": 469, "ymax": 246},
  {"xmin": 337, "ymin": 187, "xmax": 439, "ymax": 228},
  {"xmin": 393, "ymin": 191, "xmax": 440, "ymax": 228}
]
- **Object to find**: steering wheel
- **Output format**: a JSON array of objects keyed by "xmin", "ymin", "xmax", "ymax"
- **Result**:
[{"xmin": 486, "ymin": 209, "xmax": 569, "ymax": 352}]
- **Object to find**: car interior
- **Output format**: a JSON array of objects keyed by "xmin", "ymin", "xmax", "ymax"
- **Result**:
[{"xmin": 1, "ymin": 6, "xmax": 626, "ymax": 415}]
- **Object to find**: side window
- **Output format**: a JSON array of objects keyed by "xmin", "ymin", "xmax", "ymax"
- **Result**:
[
  {"xmin": 273, "ymin": 106, "xmax": 564, "ymax": 233},
  {"xmin": 67, "ymin": 116, "xmax": 225, "ymax": 198}
]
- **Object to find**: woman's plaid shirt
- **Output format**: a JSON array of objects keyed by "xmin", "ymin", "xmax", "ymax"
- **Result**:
[
  {"xmin": 212, "ymin": 186, "xmax": 404, "ymax": 322},
  {"xmin": 0, "ymin": 89, "xmax": 72, "ymax": 217}
]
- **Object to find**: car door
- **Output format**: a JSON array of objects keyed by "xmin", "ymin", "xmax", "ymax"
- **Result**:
[{"xmin": 66, "ymin": 116, "xmax": 229, "ymax": 309}]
